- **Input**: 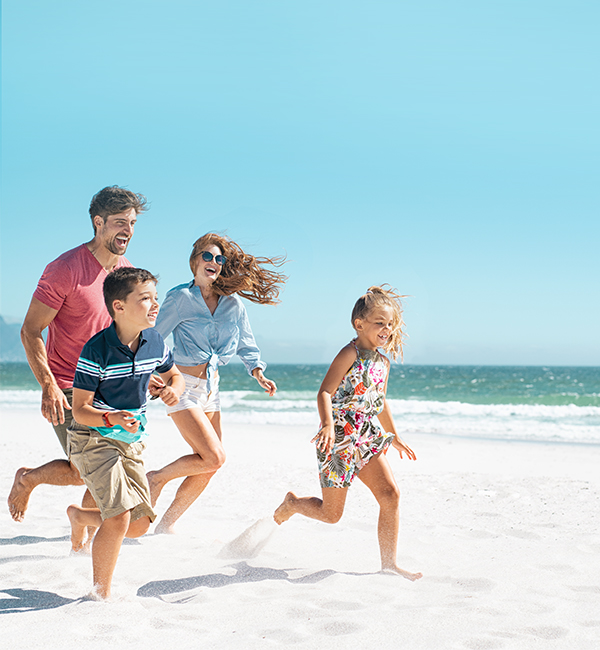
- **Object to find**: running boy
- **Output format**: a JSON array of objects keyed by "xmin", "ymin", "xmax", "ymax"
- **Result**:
[{"xmin": 66, "ymin": 267, "xmax": 184, "ymax": 600}]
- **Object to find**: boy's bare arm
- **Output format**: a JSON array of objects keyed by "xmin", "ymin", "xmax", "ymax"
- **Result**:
[{"xmin": 72, "ymin": 388, "xmax": 139, "ymax": 432}]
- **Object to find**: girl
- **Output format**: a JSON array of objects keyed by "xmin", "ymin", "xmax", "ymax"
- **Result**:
[
  {"xmin": 273, "ymin": 286, "xmax": 422, "ymax": 580},
  {"xmin": 148, "ymin": 233, "xmax": 286, "ymax": 533}
]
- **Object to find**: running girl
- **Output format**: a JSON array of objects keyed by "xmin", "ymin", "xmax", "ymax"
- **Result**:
[
  {"xmin": 148, "ymin": 233, "xmax": 286, "ymax": 533},
  {"xmin": 273, "ymin": 286, "xmax": 422, "ymax": 580}
]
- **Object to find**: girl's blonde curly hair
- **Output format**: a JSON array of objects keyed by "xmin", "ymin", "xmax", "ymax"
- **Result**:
[
  {"xmin": 351, "ymin": 285, "xmax": 407, "ymax": 360},
  {"xmin": 189, "ymin": 233, "xmax": 287, "ymax": 305}
]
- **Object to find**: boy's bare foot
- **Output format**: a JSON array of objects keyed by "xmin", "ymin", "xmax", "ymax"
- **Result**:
[
  {"xmin": 381, "ymin": 565, "xmax": 423, "ymax": 581},
  {"xmin": 273, "ymin": 492, "xmax": 297, "ymax": 525},
  {"xmin": 7, "ymin": 467, "xmax": 33, "ymax": 522},
  {"xmin": 67, "ymin": 505, "xmax": 88, "ymax": 552},
  {"xmin": 146, "ymin": 471, "xmax": 165, "ymax": 507},
  {"xmin": 154, "ymin": 519, "xmax": 176, "ymax": 535}
]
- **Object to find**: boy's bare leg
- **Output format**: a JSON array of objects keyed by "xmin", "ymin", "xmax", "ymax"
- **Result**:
[
  {"xmin": 81, "ymin": 489, "xmax": 98, "ymax": 552},
  {"xmin": 90, "ymin": 511, "xmax": 130, "ymax": 600},
  {"xmin": 149, "ymin": 409, "xmax": 225, "ymax": 531},
  {"xmin": 67, "ymin": 504, "xmax": 103, "ymax": 552},
  {"xmin": 358, "ymin": 454, "xmax": 422, "ymax": 581},
  {"xmin": 8, "ymin": 460, "xmax": 84, "ymax": 522},
  {"xmin": 274, "ymin": 487, "xmax": 349, "ymax": 525}
]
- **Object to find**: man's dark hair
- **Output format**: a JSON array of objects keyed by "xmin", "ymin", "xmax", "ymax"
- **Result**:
[
  {"xmin": 103, "ymin": 267, "xmax": 158, "ymax": 318},
  {"xmin": 89, "ymin": 186, "xmax": 149, "ymax": 234}
]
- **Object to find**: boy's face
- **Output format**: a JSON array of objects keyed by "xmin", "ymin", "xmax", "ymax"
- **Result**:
[{"xmin": 113, "ymin": 281, "xmax": 159, "ymax": 330}]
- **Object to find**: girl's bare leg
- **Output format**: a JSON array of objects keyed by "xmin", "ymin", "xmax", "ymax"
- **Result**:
[
  {"xmin": 274, "ymin": 487, "xmax": 349, "ymax": 525},
  {"xmin": 152, "ymin": 410, "xmax": 224, "ymax": 534},
  {"xmin": 357, "ymin": 453, "xmax": 422, "ymax": 581}
]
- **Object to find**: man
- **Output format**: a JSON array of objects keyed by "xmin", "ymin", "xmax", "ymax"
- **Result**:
[{"xmin": 7, "ymin": 185, "xmax": 148, "ymax": 522}]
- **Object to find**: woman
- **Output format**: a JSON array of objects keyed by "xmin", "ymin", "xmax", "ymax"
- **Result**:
[{"xmin": 148, "ymin": 233, "xmax": 286, "ymax": 533}]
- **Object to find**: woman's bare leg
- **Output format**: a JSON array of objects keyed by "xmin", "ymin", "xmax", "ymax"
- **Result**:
[
  {"xmin": 274, "ymin": 487, "xmax": 348, "ymax": 525},
  {"xmin": 152, "ymin": 410, "xmax": 224, "ymax": 533},
  {"xmin": 358, "ymin": 453, "xmax": 422, "ymax": 581}
]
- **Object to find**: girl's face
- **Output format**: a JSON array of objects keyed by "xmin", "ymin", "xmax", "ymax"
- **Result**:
[
  {"xmin": 354, "ymin": 305, "xmax": 395, "ymax": 350},
  {"xmin": 194, "ymin": 244, "xmax": 224, "ymax": 287}
]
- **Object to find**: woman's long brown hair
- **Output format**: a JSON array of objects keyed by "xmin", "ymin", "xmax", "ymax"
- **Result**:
[{"xmin": 189, "ymin": 233, "xmax": 287, "ymax": 305}]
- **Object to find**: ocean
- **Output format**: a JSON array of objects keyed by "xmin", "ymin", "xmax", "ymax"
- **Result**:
[{"xmin": 1, "ymin": 362, "xmax": 599, "ymax": 445}]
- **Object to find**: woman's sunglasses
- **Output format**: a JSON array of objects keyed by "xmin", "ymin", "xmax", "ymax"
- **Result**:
[{"xmin": 200, "ymin": 251, "xmax": 227, "ymax": 266}]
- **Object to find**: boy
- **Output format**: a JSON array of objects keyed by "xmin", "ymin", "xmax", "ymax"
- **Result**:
[{"xmin": 66, "ymin": 267, "xmax": 184, "ymax": 600}]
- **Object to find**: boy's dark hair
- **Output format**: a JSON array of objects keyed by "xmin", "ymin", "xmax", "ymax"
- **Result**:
[
  {"xmin": 89, "ymin": 186, "xmax": 149, "ymax": 234},
  {"xmin": 103, "ymin": 268, "xmax": 158, "ymax": 318}
]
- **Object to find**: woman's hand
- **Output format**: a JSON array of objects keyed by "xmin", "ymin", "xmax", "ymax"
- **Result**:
[
  {"xmin": 392, "ymin": 436, "xmax": 417, "ymax": 460},
  {"xmin": 253, "ymin": 369, "xmax": 277, "ymax": 396},
  {"xmin": 311, "ymin": 424, "xmax": 335, "ymax": 454}
]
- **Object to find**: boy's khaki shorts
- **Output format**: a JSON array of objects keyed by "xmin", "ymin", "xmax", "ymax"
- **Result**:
[{"xmin": 67, "ymin": 422, "xmax": 156, "ymax": 523}]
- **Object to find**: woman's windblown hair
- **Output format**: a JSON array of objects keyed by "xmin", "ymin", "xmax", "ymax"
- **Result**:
[
  {"xmin": 351, "ymin": 285, "xmax": 407, "ymax": 360},
  {"xmin": 189, "ymin": 233, "xmax": 287, "ymax": 305}
]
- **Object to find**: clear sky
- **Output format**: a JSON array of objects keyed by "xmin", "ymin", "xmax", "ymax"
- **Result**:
[{"xmin": 2, "ymin": 1, "xmax": 598, "ymax": 365}]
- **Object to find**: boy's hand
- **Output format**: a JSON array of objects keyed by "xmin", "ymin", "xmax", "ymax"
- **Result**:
[
  {"xmin": 111, "ymin": 411, "xmax": 140, "ymax": 433},
  {"xmin": 311, "ymin": 424, "xmax": 335, "ymax": 454},
  {"xmin": 392, "ymin": 436, "xmax": 417, "ymax": 460},
  {"xmin": 159, "ymin": 386, "xmax": 180, "ymax": 407}
]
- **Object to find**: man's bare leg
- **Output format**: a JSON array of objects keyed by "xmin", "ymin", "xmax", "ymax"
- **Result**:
[{"xmin": 8, "ymin": 459, "xmax": 84, "ymax": 522}]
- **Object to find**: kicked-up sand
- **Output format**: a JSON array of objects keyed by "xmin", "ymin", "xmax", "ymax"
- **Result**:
[{"xmin": 1, "ymin": 406, "xmax": 600, "ymax": 649}]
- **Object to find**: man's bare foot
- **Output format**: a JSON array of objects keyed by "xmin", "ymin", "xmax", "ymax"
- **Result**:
[
  {"xmin": 67, "ymin": 505, "xmax": 88, "ymax": 552},
  {"xmin": 273, "ymin": 492, "xmax": 297, "ymax": 525},
  {"xmin": 7, "ymin": 467, "xmax": 34, "ymax": 522},
  {"xmin": 154, "ymin": 519, "xmax": 176, "ymax": 535},
  {"xmin": 146, "ymin": 471, "xmax": 165, "ymax": 507},
  {"xmin": 381, "ymin": 565, "xmax": 423, "ymax": 581}
]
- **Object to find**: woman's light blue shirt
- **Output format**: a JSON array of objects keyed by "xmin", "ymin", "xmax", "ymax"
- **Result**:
[{"xmin": 155, "ymin": 281, "xmax": 266, "ymax": 392}]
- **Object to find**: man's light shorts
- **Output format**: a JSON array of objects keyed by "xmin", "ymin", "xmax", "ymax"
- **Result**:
[
  {"xmin": 165, "ymin": 372, "xmax": 220, "ymax": 415},
  {"xmin": 67, "ymin": 422, "xmax": 156, "ymax": 523}
]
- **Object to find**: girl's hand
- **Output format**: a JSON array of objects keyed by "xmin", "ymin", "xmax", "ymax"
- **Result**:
[
  {"xmin": 253, "ymin": 369, "xmax": 277, "ymax": 397},
  {"xmin": 392, "ymin": 436, "xmax": 417, "ymax": 460},
  {"xmin": 159, "ymin": 386, "xmax": 180, "ymax": 407},
  {"xmin": 111, "ymin": 411, "xmax": 140, "ymax": 433},
  {"xmin": 311, "ymin": 425, "xmax": 335, "ymax": 454}
]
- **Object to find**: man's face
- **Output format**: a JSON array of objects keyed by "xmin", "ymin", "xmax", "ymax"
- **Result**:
[{"xmin": 95, "ymin": 208, "xmax": 137, "ymax": 256}]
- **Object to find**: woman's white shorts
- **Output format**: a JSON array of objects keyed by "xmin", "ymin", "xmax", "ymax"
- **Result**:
[{"xmin": 166, "ymin": 372, "xmax": 221, "ymax": 415}]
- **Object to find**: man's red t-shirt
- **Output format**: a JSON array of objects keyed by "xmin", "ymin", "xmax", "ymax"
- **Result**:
[{"xmin": 33, "ymin": 244, "xmax": 132, "ymax": 389}]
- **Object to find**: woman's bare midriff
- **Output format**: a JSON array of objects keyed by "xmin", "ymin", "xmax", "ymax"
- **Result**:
[{"xmin": 176, "ymin": 362, "xmax": 214, "ymax": 380}]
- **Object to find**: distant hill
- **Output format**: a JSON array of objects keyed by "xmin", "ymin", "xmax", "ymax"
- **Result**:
[{"xmin": 0, "ymin": 316, "xmax": 27, "ymax": 361}]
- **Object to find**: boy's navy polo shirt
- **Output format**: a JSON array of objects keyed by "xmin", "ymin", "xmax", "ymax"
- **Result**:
[{"xmin": 73, "ymin": 322, "xmax": 174, "ymax": 414}]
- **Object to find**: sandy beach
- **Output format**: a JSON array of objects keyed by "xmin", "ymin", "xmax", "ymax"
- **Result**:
[{"xmin": 1, "ymin": 406, "xmax": 600, "ymax": 649}]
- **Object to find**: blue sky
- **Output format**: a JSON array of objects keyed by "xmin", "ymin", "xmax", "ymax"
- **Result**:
[{"xmin": 2, "ymin": 1, "xmax": 598, "ymax": 365}]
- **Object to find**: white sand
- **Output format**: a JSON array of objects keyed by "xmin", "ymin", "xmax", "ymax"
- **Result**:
[{"xmin": 1, "ymin": 406, "xmax": 600, "ymax": 649}]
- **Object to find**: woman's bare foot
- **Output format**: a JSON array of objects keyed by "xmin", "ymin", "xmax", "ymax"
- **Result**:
[
  {"xmin": 146, "ymin": 471, "xmax": 166, "ymax": 507},
  {"xmin": 7, "ymin": 468, "xmax": 33, "ymax": 522},
  {"xmin": 273, "ymin": 492, "xmax": 298, "ymax": 525},
  {"xmin": 67, "ymin": 505, "xmax": 88, "ymax": 552},
  {"xmin": 381, "ymin": 565, "xmax": 423, "ymax": 581},
  {"xmin": 154, "ymin": 519, "xmax": 177, "ymax": 535}
]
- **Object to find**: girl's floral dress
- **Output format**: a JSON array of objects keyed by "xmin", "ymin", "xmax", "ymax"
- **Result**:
[{"xmin": 317, "ymin": 342, "xmax": 394, "ymax": 488}]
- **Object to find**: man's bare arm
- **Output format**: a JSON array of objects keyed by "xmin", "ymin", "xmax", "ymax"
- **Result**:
[{"xmin": 20, "ymin": 297, "xmax": 70, "ymax": 425}]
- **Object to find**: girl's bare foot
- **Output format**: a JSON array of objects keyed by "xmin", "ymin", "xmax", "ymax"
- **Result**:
[
  {"xmin": 146, "ymin": 471, "xmax": 165, "ymax": 507},
  {"xmin": 67, "ymin": 505, "xmax": 87, "ymax": 552},
  {"xmin": 381, "ymin": 565, "xmax": 423, "ymax": 581},
  {"xmin": 273, "ymin": 492, "xmax": 297, "ymax": 525},
  {"xmin": 7, "ymin": 468, "xmax": 33, "ymax": 522}
]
